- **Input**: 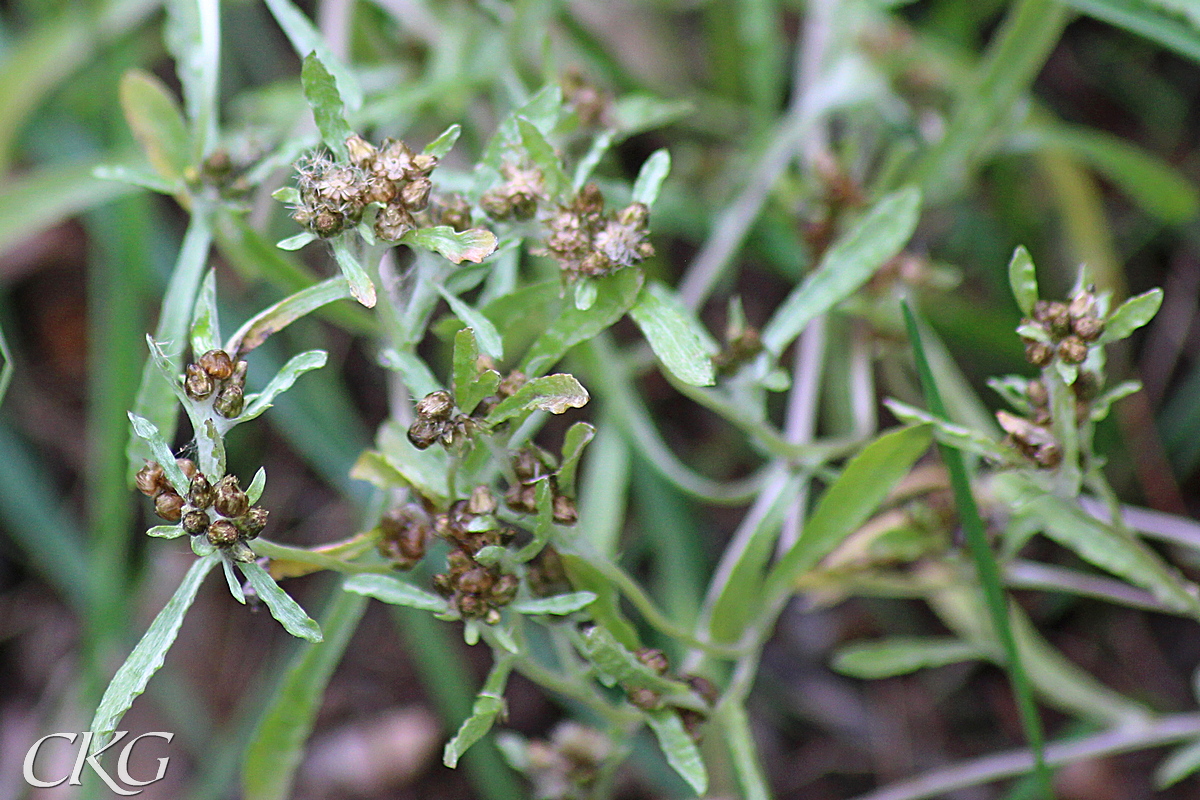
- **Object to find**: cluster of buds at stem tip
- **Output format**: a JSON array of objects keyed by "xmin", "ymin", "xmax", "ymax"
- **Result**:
[
  {"xmin": 406, "ymin": 390, "xmax": 478, "ymax": 450},
  {"xmin": 616, "ymin": 645, "xmax": 718, "ymax": 742},
  {"xmin": 137, "ymin": 463, "xmax": 267, "ymax": 560},
  {"xmin": 522, "ymin": 721, "xmax": 613, "ymax": 800},
  {"xmin": 538, "ymin": 184, "xmax": 654, "ymax": 282},
  {"xmin": 185, "ymin": 348, "xmax": 248, "ymax": 419},
  {"xmin": 431, "ymin": 486, "xmax": 519, "ymax": 624},
  {"xmin": 290, "ymin": 134, "xmax": 440, "ymax": 241},
  {"xmin": 1020, "ymin": 287, "xmax": 1105, "ymax": 368},
  {"xmin": 376, "ymin": 504, "xmax": 431, "ymax": 571},
  {"xmin": 505, "ymin": 446, "xmax": 578, "ymax": 525},
  {"xmin": 480, "ymin": 161, "xmax": 546, "ymax": 221}
]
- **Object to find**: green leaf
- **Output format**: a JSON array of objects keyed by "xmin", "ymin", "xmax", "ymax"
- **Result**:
[
  {"xmin": 514, "ymin": 481, "xmax": 556, "ymax": 563},
  {"xmin": 331, "ymin": 237, "xmax": 377, "ymax": 308},
  {"xmin": 119, "ymin": 69, "xmax": 193, "ymax": 183},
  {"xmin": 242, "ymin": 589, "xmax": 368, "ymax": 800},
  {"xmin": 1089, "ymin": 379, "xmax": 1142, "ymax": 422},
  {"xmin": 399, "ymin": 226, "xmax": 498, "ymax": 265},
  {"xmin": 765, "ymin": 424, "xmax": 932, "ymax": 596},
  {"xmin": 146, "ymin": 524, "xmax": 185, "ymax": 539},
  {"xmin": 515, "ymin": 116, "xmax": 569, "ymax": 198},
  {"xmin": 223, "ymin": 558, "xmax": 246, "ymax": 603},
  {"xmin": 574, "ymin": 279, "xmax": 598, "ymax": 311},
  {"xmin": 237, "ymin": 561, "xmax": 323, "ymax": 641},
  {"xmin": 225, "ymin": 276, "xmax": 353, "ymax": 356},
  {"xmin": 437, "ymin": 286, "xmax": 503, "ymax": 360},
  {"xmin": 1156, "ymin": 737, "xmax": 1200, "ymax": 788},
  {"xmin": 631, "ymin": 149, "xmax": 671, "ymax": 208},
  {"xmin": 761, "ymin": 187, "xmax": 921, "ymax": 354},
  {"xmin": 0, "ymin": 161, "xmax": 136, "ymax": 255},
  {"xmin": 241, "ymin": 350, "xmax": 328, "ymax": 422},
  {"xmin": 645, "ymin": 708, "xmax": 708, "ymax": 795},
  {"xmin": 1099, "ymin": 287, "xmax": 1163, "ymax": 344},
  {"xmin": 832, "ymin": 637, "xmax": 986, "ymax": 679},
  {"xmin": 452, "ymin": 328, "xmax": 499, "ymax": 415},
  {"xmin": 1059, "ymin": 0, "xmax": 1200, "ymax": 65},
  {"xmin": 572, "ymin": 129, "xmax": 616, "ymax": 191},
  {"xmin": 998, "ymin": 476, "xmax": 1200, "ymax": 615},
  {"xmin": 164, "ymin": 0, "xmax": 220, "ymax": 157},
  {"xmin": 629, "ymin": 282, "xmax": 716, "ymax": 386},
  {"xmin": 379, "ymin": 348, "xmax": 443, "ymax": 399},
  {"xmin": 276, "ymin": 231, "xmax": 317, "ymax": 251},
  {"xmin": 247, "ymin": 467, "xmax": 267, "ymax": 504},
  {"xmin": 485, "ymin": 375, "xmax": 589, "ymax": 425},
  {"xmin": 128, "ymin": 413, "xmax": 188, "ymax": 494},
  {"xmin": 343, "ymin": 574, "xmax": 450, "ymax": 612},
  {"xmin": 557, "ymin": 422, "xmax": 595, "ymax": 498},
  {"xmin": 575, "ymin": 625, "xmax": 690, "ymax": 695},
  {"xmin": 300, "ymin": 53, "xmax": 354, "ymax": 159},
  {"xmin": 444, "ymin": 657, "xmax": 514, "ymax": 768},
  {"xmin": 559, "ymin": 554, "xmax": 641, "ymax": 649},
  {"xmin": 522, "ymin": 269, "xmax": 644, "ymax": 376},
  {"xmin": 190, "ymin": 270, "xmax": 220, "ymax": 357},
  {"xmin": 610, "ymin": 94, "xmax": 694, "ymax": 139},
  {"xmin": 89, "ymin": 554, "xmax": 219, "ymax": 748},
  {"xmin": 424, "ymin": 124, "xmax": 462, "ymax": 159},
  {"xmin": 92, "ymin": 163, "xmax": 181, "ymax": 195},
  {"xmin": 885, "ymin": 399, "xmax": 1021, "ymax": 465},
  {"xmin": 266, "ymin": 0, "xmax": 362, "ymax": 109},
  {"xmin": 1007, "ymin": 246, "xmax": 1039, "ymax": 316},
  {"xmin": 479, "ymin": 85, "xmax": 564, "ymax": 173},
  {"xmin": 510, "ymin": 591, "xmax": 597, "ymax": 615}
]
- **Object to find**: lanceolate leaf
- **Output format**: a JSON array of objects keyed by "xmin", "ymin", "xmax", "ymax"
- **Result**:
[
  {"xmin": 453, "ymin": 328, "xmax": 499, "ymax": 414},
  {"xmin": 832, "ymin": 637, "xmax": 986, "ymax": 679},
  {"xmin": 437, "ymin": 287, "xmax": 503, "ymax": 360},
  {"xmin": 629, "ymin": 282, "xmax": 716, "ymax": 386},
  {"xmin": 761, "ymin": 187, "xmax": 921, "ymax": 355},
  {"xmin": 400, "ymin": 226, "xmax": 498, "ymax": 265},
  {"xmin": 557, "ymin": 421, "xmax": 595, "ymax": 498},
  {"xmin": 90, "ymin": 553, "xmax": 219, "ymax": 749},
  {"xmin": 300, "ymin": 53, "xmax": 353, "ymax": 160},
  {"xmin": 331, "ymin": 237, "xmax": 376, "ymax": 308},
  {"xmin": 631, "ymin": 149, "xmax": 671, "ymax": 208},
  {"xmin": 342, "ymin": 574, "xmax": 450, "ymax": 612},
  {"xmin": 190, "ymin": 270, "xmax": 220, "ymax": 357},
  {"xmin": 509, "ymin": 591, "xmax": 597, "ymax": 615},
  {"xmin": 1008, "ymin": 245, "xmax": 1039, "ymax": 316},
  {"xmin": 424, "ymin": 124, "xmax": 462, "ymax": 159},
  {"xmin": 575, "ymin": 625, "xmax": 690, "ymax": 695},
  {"xmin": 238, "ymin": 561, "xmax": 323, "ymax": 641},
  {"xmin": 226, "ymin": 276, "xmax": 352, "ymax": 356},
  {"xmin": 241, "ymin": 350, "xmax": 328, "ymax": 422},
  {"xmin": 1099, "ymin": 287, "xmax": 1163, "ymax": 344},
  {"xmin": 485, "ymin": 374, "xmax": 589, "ymax": 425},
  {"xmin": 645, "ymin": 708, "xmax": 708, "ymax": 795},
  {"xmin": 128, "ymin": 412, "xmax": 188, "ymax": 494},
  {"xmin": 516, "ymin": 117, "xmax": 569, "ymax": 200},
  {"xmin": 119, "ymin": 69, "xmax": 193, "ymax": 183},
  {"xmin": 269, "ymin": 0, "xmax": 362, "ymax": 110},
  {"xmin": 443, "ymin": 656, "xmax": 514, "ymax": 768}
]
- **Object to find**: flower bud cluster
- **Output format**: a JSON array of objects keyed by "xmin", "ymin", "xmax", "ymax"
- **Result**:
[
  {"xmin": 185, "ymin": 348, "xmax": 248, "ymax": 419},
  {"xmin": 406, "ymin": 390, "xmax": 478, "ymax": 450},
  {"xmin": 291, "ymin": 134, "xmax": 439, "ymax": 241},
  {"xmin": 431, "ymin": 487, "xmax": 519, "ymax": 623},
  {"xmin": 521, "ymin": 722, "xmax": 612, "ymax": 800},
  {"xmin": 1020, "ymin": 289, "xmax": 1105, "ymax": 368},
  {"xmin": 621, "ymin": 647, "xmax": 719, "ymax": 742},
  {"xmin": 480, "ymin": 162, "xmax": 546, "ymax": 220},
  {"xmin": 541, "ymin": 184, "xmax": 654, "ymax": 281},
  {"xmin": 137, "ymin": 462, "xmax": 266, "ymax": 560},
  {"xmin": 505, "ymin": 447, "xmax": 578, "ymax": 525},
  {"xmin": 376, "ymin": 504, "xmax": 430, "ymax": 570}
]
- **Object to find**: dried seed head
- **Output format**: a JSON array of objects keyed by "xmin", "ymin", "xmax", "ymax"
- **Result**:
[
  {"xmin": 238, "ymin": 506, "xmax": 269, "ymax": 539},
  {"xmin": 416, "ymin": 390, "xmax": 455, "ymax": 421},
  {"xmin": 188, "ymin": 473, "xmax": 216, "ymax": 508},
  {"xmin": 636, "ymin": 648, "xmax": 670, "ymax": 675},
  {"xmin": 214, "ymin": 475, "xmax": 249, "ymax": 518},
  {"xmin": 374, "ymin": 202, "xmax": 414, "ymax": 241},
  {"xmin": 198, "ymin": 349, "xmax": 234, "ymax": 380},
  {"xmin": 401, "ymin": 176, "xmax": 432, "ymax": 210},
  {"xmin": 1071, "ymin": 315, "xmax": 1104, "ymax": 342},
  {"xmin": 374, "ymin": 139, "xmax": 414, "ymax": 181},
  {"xmin": 407, "ymin": 417, "xmax": 441, "ymax": 450},
  {"xmin": 468, "ymin": 485, "xmax": 497, "ymax": 516},
  {"xmin": 182, "ymin": 509, "xmax": 210, "ymax": 536},
  {"xmin": 627, "ymin": 688, "xmax": 662, "ymax": 711},
  {"xmin": 446, "ymin": 548, "xmax": 473, "ymax": 573},
  {"xmin": 154, "ymin": 490, "xmax": 185, "ymax": 522},
  {"xmin": 214, "ymin": 384, "xmax": 245, "ymax": 418},
  {"xmin": 185, "ymin": 364, "xmax": 214, "ymax": 400},
  {"xmin": 458, "ymin": 567, "xmax": 495, "ymax": 595},
  {"xmin": 1024, "ymin": 340, "xmax": 1053, "ymax": 367},
  {"xmin": 176, "ymin": 458, "xmax": 199, "ymax": 480},
  {"xmin": 489, "ymin": 574, "xmax": 519, "ymax": 606},
  {"xmin": 456, "ymin": 592, "xmax": 486, "ymax": 618},
  {"xmin": 207, "ymin": 518, "xmax": 239, "ymax": 547},
  {"xmin": 1057, "ymin": 336, "xmax": 1088, "ymax": 364},
  {"xmin": 1068, "ymin": 288, "xmax": 1097, "ymax": 319},
  {"xmin": 410, "ymin": 153, "xmax": 437, "ymax": 176},
  {"xmin": 136, "ymin": 462, "xmax": 167, "ymax": 497}
]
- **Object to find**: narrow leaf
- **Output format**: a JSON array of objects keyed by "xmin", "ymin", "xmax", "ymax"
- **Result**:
[
  {"xmin": 128, "ymin": 413, "xmax": 188, "ymax": 494},
  {"xmin": 238, "ymin": 561, "xmax": 323, "ymax": 641},
  {"xmin": 379, "ymin": 348, "xmax": 443, "ymax": 399},
  {"xmin": 1099, "ymin": 287, "xmax": 1163, "ymax": 344},
  {"xmin": 89, "ymin": 554, "xmax": 218, "ymax": 747},
  {"xmin": 223, "ymin": 558, "xmax": 247, "ymax": 604},
  {"xmin": 645, "ymin": 708, "xmax": 708, "ymax": 795},
  {"xmin": 514, "ymin": 480, "xmax": 555, "ymax": 563},
  {"xmin": 436, "ymin": 286, "xmax": 503, "ymax": 359},
  {"xmin": 522, "ymin": 269, "xmax": 644, "ymax": 376},
  {"xmin": 225, "ymin": 276, "xmax": 352, "ymax": 356},
  {"xmin": 516, "ymin": 117, "xmax": 569, "ymax": 200},
  {"xmin": 509, "ymin": 591, "xmax": 597, "ymax": 615},
  {"xmin": 575, "ymin": 625, "xmax": 690, "ymax": 695},
  {"xmin": 331, "ymin": 237, "xmax": 377, "ymax": 308},
  {"xmin": 557, "ymin": 422, "xmax": 595, "ymax": 498},
  {"xmin": 146, "ymin": 524, "xmax": 185, "ymax": 539},
  {"xmin": 119, "ymin": 69, "xmax": 193, "ymax": 182},
  {"xmin": 266, "ymin": 0, "xmax": 362, "ymax": 109},
  {"xmin": 399, "ymin": 226, "xmax": 498, "ymax": 264},
  {"xmin": 241, "ymin": 350, "xmax": 328, "ymax": 422},
  {"xmin": 247, "ymin": 467, "xmax": 267, "ymax": 504},
  {"xmin": 424, "ymin": 124, "xmax": 462, "ymax": 159},
  {"xmin": 276, "ymin": 231, "xmax": 317, "ymax": 251},
  {"xmin": 190, "ymin": 270, "xmax": 220, "ymax": 357},
  {"xmin": 300, "ymin": 53, "xmax": 353, "ymax": 159},
  {"xmin": 443, "ymin": 657, "xmax": 514, "ymax": 767},
  {"xmin": 832, "ymin": 637, "xmax": 986, "ymax": 679},
  {"xmin": 485, "ymin": 374, "xmax": 589, "ymax": 425},
  {"xmin": 631, "ymin": 149, "xmax": 671, "ymax": 208},
  {"xmin": 92, "ymin": 164, "xmax": 180, "ymax": 194},
  {"xmin": 1156, "ymin": 737, "xmax": 1200, "ymax": 789},
  {"xmin": 761, "ymin": 187, "xmax": 921, "ymax": 354},
  {"xmin": 629, "ymin": 282, "xmax": 716, "ymax": 386},
  {"xmin": 342, "ymin": 574, "xmax": 450, "ymax": 612},
  {"xmin": 1008, "ymin": 246, "xmax": 1039, "ymax": 316}
]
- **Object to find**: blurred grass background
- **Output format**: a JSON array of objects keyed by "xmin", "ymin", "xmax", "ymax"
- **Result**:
[{"xmin": 1, "ymin": 0, "xmax": 1200, "ymax": 798}]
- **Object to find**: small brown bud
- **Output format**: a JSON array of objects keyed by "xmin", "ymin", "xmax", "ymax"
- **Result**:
[
  {"xmin": 207, "ymin": 519, "xmax": 239, "ymax": 546},
  {"xmin": 410, "ymin": 153, "xmax": 437, "ymax": 176},
  {"xmin": 345, "ymin": 134, "xmax": 377, "ymax": 168},
  {"xmin": 446, "ymin": 548, "xmax": 473, "ymax": 573},
  {"xmin": 458, "ymin": 567, "xmax": 495, "ymax": 595},
  {"xmin": 468, "ymin": 485, "xmax": 497, "ymax": 516},
  {"xmin": 154, "ymin": 490, "xmax": 185, "ymax": 522},
  {"xmin": 1068, "ymin": 288, "xmax": 1096, "ymax": 319},
  {"xmin": 185, "ymin": 363, "xmax": 214, "ymax": 400},
  {"xmin": 214, "ymin": 384, "xmax": 244, "ymax": 418},
  {"xmin": 497, "ymin": 370, "xmax": 527, "ymax": 398},
  {"xmin": 432, "ymin": 573, "xmax": 454, "ymax": 596},
  {"xmin": 188, "ymin": 473, "xmax": 216, "ymax": 508},
  {"xmin": 684, "ymin": 674, "xmax": 719, "ymax": 706},
  {"xmin": 1071, "ymin": 315, "xmax": 1104, "ymax": 341},
  {"xmin": 1024, "ymin": 340, "xmax": 1053, "ymax": 366},
  {"xmin": 1057, "ymin": 336, "xmax": 1088, "ymax": 364},
  {"xmin": 182, "ymin": 509, "xmax": 210, "ymax": 536},
  {"xmin": 1026, "ymin": 379, "xmax": 1048, "ymax": 408},
  {"xmin": 237, "ymin": 506, "xmax": 269, "ymax": 539},
  {"xmin": 552, "ymin": 494, "xmax": 578, "ymax": 525},
  {"xmin": 214, "ymin": 475, "xmax": 249, "ymax": 518},
  {"xmin": 407, "ymin": 417, "xmax": 441, "ymax": 450},
  {"xmin": 1034, "ymin": 442, "xmax": 1063, "ymax": 468},
  {"xmin": 479, "ymin": 190, "xmax": 514, "ymax": 219},
  {"xmin": 1039, "ymin": 301, "xmax": 1071, "ymax": 337},
  {"xmin": 401, "ymin": 176, "xmax": 432, "ymax": 210},
  {"xmin": 456, "ymin": 593, "xmax": 486, "ymax": 617},
  {"xmin": 136, "ymin": 462, "xmax": 167, "ymax": 497},
  {"xmin": 627, "ymin": 688, "xmax": 662, "ymax": 710},
  {"xmin": 176, "ymin": 458, "xmax": 198, "ymax": 480},
  {"xmin": 636, "ymin": 648, "xmax": 670, "ymax": 675},
  {"xmin": 416, "ymin": 390, "xmax": 455, "ymax": 421},
  {"xmin": 489, "ymin": 574, "xmax": 519, "ymax": 606},
  {"xmin": 198, "ymin": 349, "xmax": 234, "ymax": 380}
]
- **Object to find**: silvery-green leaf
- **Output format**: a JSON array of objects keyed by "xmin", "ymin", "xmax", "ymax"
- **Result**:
[
  {"xmin": 423, "ymin": 124, "xmax": 462, "ymax": 159},
  {"xmin": 191, "ymin": 535, "xmax": 217, "ymax": 557},
  {"xmin": 443, "ymin": 656, "xmax": 513, "ymax": 767},
  {"xmin": 485, "ymin": 374, "xmax": 588, "ymax": 425},
  {"xmin": 265, "ymin": 0, "xmax": 362, "ymax": 111},
  {"xmin": 247, "ymin": 466, "xmax": 266, "ymax": 504},
  {"xmin": 343, "ymin": 574, "xmax": 449, "ymax": 612},
  {"xmin": 557, "ymin": 421, "xmax": 595, "ymax": 498},
  {"xmin": 238, "ymin": 561, "xmax": 323, "ymax": 641},
  {"xmin": 379, "ymin": 348, "xmax": 443, "ymax": 398},
  {"xmin": 629, "ymin": 281, "xmax": 717, "ymax": 386},
  {"xmin": 1008, "ymin": 246, "xmax": 1039, "ymax": 316},
  {"xmin": 331, "ymin": 237, "xmax": 376, "ymax": 308},
  {"xmin": 574, "ymin": 279, "xmax": 598, "ymax": 311},
  {"xmin": 128, "ymin": 412, "xmax": 188, "ymax": 494},
  {"xmin": 189, "ymin": 270, "xmax": 220, "ymax": 357},
  {"xmin": 1090, "ymin": 380, "xmax": 1142, "ymax": 422},
  {"xmin": 277, "ymin": 231, "xmax": 317, "ymax": 251},
  {"xmin": 299, "ymin": 53, "xmax": 354, "ymax": 159},
  {"xmin": 1099, "ymin": 288, "xmax": 1163, "ymax": 344},
  {"xmin": 223, "ymin": 557, "xmax": 247, "ymax": 604},
  {"xmin": 645, "ymin": 708, "xmax": 708, "ymax": 795},
  {"xmin": 272, "ymin": 186, "xmax": 301, "ymax": 204},
  {"xmin": 437, "ymin": 287, "xmax": 503, "ymax": 360},
  {"xmin": 510, "ymin": 591, "xmax": 597, "ymax": 615},
  {"xmin": 832, "ymin": 637, "xmax": 985, "ymax": 678},
  {"xmin": 631, "ymin": 149, "xmax": 670, "ymax": 208},
  {"xmin": 400, "ymin": 226, "xmax": 498, "ymax": 265},
  {"xmin": 241, "ymin": 350, "xmax": 328, "ymax": 422},
  {"xmin": 514, "ymin": 480, "xmax": 555, "ymax": 563},
  {"xmin": 1156, "ymin": 737, "xmax": 1200, "ymax": 788},
  {"xmin": 147, "ymin": 524, "xmax": 185, "ymax": 539},
  {"xmin": 575, "ymin": 625, "xmax": 690, "ymax": 694},
  {"xmin": 516, "ymin": 116, "xmax": 569, "ymax": 200}
]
